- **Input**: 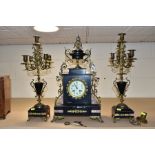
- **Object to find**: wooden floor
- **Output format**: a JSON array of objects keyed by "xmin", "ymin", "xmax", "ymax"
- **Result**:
[{"xmin": 0, "ymin": 98, "xmax": 155, "ymax": 128}]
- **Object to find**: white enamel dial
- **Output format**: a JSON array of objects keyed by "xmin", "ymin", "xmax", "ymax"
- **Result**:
[{"xmin": 68, "ymin": 80, "xmax": 86, "ymax": 99}]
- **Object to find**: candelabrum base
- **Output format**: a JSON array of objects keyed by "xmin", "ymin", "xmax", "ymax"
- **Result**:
[
  {"xmin": 27, "ymin": 103, "xmax": 50, "ymax": 121},
  {"xmin": 112, "ymin": 103, "xmax": 134, "ymax": 123}
]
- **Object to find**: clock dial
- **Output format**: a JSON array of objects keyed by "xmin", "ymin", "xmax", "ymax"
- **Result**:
[{"xmin": 67, "ymin": 79, "xmax": 87, "ymax": 99}]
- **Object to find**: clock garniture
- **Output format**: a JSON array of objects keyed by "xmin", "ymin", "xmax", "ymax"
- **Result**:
[
  {"xmin": 21, "ymin": 36, "xmax": 53, "ymax": 121},
  {"xmin": 109, "ymin": 33, "xmax": 137, "ymax": 123},
  {"xmin": 52, "ymin": 35, "xmax": 103, "ymax": 122}
]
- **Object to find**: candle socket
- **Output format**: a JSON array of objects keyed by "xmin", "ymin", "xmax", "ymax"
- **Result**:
[
  {"xmin": 128, "ymin": 49, "xmax": 135, "ymax": 57},
  {"xmin": 110, "ymin": 53, "xmax": 115, "ymax": 59},
  {"xmin": 34, "ymin": 36, "xmax": 40, "ymax": 43},
  {"xmin": 29, "ymin": 56, "xmax": 33, "ymax": 62},
  {"xmin": 127, "ymin": 53, "xmax": 132, "ymax": 58},
  {"xmin": 23, "ymin": 55, "xmax": 29, "ymax": 62},
  {"xmin": 44, "ymin": 54, "xmax": 49, "ymax": 60},
  {"xmin": 48, "ymin": 55, "xmax": 51, "ymax": 60}
]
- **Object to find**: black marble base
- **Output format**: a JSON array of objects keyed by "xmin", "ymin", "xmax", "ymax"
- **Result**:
[
  {"xmin": 27, "ymin": 103, "xmax": 50, "ymax": 121},
  {"xmin": 52, "ymin": 103, "xmax": 103, "ymax": 122},
  {"xmin": 54, "ymin": 104, "xmax": 101, "ymax": 117},
  {"xmin": 112, "ymin": 103, "xmax": 134, "ymax": 122}
]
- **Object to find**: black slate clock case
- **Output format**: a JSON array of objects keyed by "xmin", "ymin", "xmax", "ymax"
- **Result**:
[{"xmin": 54, "ymin": 67, "xmax": 101, "ymax": 117}]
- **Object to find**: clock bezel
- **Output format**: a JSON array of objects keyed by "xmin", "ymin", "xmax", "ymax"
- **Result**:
[{"xmin": 66, "ymin": 78, "xmax": 88, "ymax": 99}]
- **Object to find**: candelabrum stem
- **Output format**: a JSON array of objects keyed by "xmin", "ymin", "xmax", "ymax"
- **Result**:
[
  {"xmin": 37, "ymin": 95, "xmax": 41, "ymax": 104},
  {"xmin": 37, "ymin": 67, "xmax": 41, "ymax": 82},
  {"xmin": 120, "ymin": 95, "xmax": 124, "ymax": 103}
]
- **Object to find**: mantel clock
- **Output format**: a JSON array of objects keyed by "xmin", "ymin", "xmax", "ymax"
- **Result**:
[{"xmin": 52, "ymin": 36, "xmax": 103, "ymax": 122}]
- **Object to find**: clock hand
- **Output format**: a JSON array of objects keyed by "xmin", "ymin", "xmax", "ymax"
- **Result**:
[
  {"xmin": 74, "ymin": 83, "xmax": 78, "ymax": 89},
  {"xmin": 79, "ymin": 89, "xmax": 82, "ymax": 92}
]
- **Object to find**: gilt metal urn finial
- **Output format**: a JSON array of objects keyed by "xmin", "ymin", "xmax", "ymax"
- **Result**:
[{"xmin": 74, "ymin": 35, "xmax": 82, "ymax": 50}]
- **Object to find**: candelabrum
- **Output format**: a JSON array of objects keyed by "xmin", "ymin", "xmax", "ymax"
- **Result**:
[
  {"xmin": 109, "ymin": 33, "xmax": 137, "ymax": 122},
  {"xmin": 21, "ymin": 36, "xmax": 53, "ymax": 120}
]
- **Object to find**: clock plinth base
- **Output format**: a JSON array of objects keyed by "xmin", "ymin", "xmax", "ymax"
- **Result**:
[
  {"xmin": 27, "ymin": 103, "xmax": 50, "ymax": 121},
  {"xmin": 112, "ymin": 103, "xmax": 134, "ymax": 123},
  {"xmin": 52, "ymin": 103, "xmax": 103, "ymax": 122}
]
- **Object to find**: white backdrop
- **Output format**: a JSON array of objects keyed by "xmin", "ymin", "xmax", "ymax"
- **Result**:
[{"xmin": 0, "ymin": 42, "xmax": 155, "ymax": 98}]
